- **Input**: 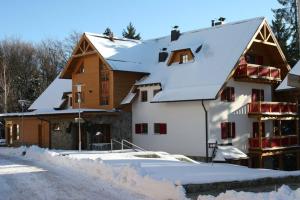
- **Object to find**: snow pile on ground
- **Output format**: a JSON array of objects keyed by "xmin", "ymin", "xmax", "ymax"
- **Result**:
[
  {"xmin": 55, "ymin": 150, "xmax": 300, "ymax": 185},
  {"xmin": 0, "ymin": 146, "xmax": 187, "ymax": 200},
  {"xmin": 197, "ymin": 185, "xmax": 300, "ymax": 200}
]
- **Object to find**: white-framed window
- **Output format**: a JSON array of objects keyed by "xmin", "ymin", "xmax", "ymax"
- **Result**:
[{"xmin": 180, "ymin": 54, "xmax": 189, "ymax": 64}]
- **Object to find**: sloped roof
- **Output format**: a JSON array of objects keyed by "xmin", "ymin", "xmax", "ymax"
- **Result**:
[
  {"xmin": 276, "ymin": 60, "xmax": 300, "ymax": 90},
  {"xmin": 28, "ymin": 75, "xmax": 72, "ymax": 110},
  {"xmin": 86, "ymin": 17, "xmax": 265, "ymax": 101}
]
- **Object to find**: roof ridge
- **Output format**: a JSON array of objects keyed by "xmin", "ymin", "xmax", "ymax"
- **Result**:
[
  {"xmin": 143, "ymin": 16, "xmax": 265, "ymax": 43},
  {"xmin": 84, "ymin": 32, "xmax": 141, "ymax": 43}
]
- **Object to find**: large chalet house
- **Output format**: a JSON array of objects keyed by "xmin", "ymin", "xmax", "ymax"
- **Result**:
[{"xmin": 1, "ymin": 17, "xmax": 300, "ymax": 170}]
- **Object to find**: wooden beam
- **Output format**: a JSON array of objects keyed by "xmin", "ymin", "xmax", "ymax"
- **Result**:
[
  {"xmin": 253, "ymin": 39, "xmax": 277, "ymax": 46},
  {"xmin": 72, "ymin": 50, "xmax": 97, "ymax": 58}
]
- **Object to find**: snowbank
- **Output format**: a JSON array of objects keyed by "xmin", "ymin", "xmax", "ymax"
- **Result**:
[
  {"xmin": 197, "ymin": 185, "xmax": 300, "ymax": 200},
  {"xmin": 0, "ymin": 146, "xmax": 187, "ymax": 200}
]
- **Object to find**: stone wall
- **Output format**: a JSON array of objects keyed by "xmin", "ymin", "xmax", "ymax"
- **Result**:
[{"xmin": 49, "ymin": 111, "xmax": 132, "ymax": 150}]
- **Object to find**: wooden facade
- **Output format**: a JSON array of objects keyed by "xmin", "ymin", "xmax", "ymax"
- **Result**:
[{"xmin": 5, "ymin": 117, "xmax": 50, "ymax": 148}]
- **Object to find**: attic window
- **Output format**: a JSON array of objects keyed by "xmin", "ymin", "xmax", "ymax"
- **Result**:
[
  {"xmin": 195, "ymin": 45, "xmax": 203, "ymax": 53},
  {"xmin": 78, "ymin": 64, "xmax": 85, "ymax": 73},
  {"xmin": 179, "ymin": 54, "xmax": 189, "ymax": 64}
]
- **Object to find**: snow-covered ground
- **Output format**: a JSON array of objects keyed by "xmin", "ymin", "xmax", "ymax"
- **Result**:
[
  {"xmin": 53, "ymin": 149, "xmax": 300, "ymax": 185},
  {"xmin": 197, "ymin": 185, "xmax": 300, "ymax": 200},
  {"xmin": 0, "ymin": 147, "xmax": 186, "ymax": 200},
  {"xmin": 1, "ymin": 146, "xmax": 300, "ymax": 200}
]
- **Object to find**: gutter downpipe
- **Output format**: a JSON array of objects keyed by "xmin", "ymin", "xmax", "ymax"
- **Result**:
[{"xmin": 201, "ymin": 100, "xmax": 209, "ymax": 163}]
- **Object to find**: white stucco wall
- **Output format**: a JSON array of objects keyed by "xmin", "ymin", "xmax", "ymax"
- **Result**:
[
  {"xmin": 132, "ymin": 79, "xmax": 273, "ymax": 157},
  {"xmin": 132, "ymin": 85, "xmax": 207, "ymax": 156},
  {"xmin": 206, "ymin": 79, "xmax": 272, "ymax": 153}
]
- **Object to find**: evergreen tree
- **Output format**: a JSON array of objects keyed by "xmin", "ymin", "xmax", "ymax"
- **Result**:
[
  {"xmin": 122, "ymin": 22, "xmax": 141, "ymax": 40},
  {"xmin": 272, "ymin": 0, "xmax": 299, "ymax": 66},
  {"xmin": 103, "ymin": 27, "xmax": 113, "ymax": 37}
]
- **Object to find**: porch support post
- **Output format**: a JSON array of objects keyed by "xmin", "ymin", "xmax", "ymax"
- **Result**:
[
  {"xmin": 259, "ymin": 155, "xmax": 263, "ymax": 168},
  {"xmin": 279, "ymin": 153, "xmax": 284, "ymax": 170}
]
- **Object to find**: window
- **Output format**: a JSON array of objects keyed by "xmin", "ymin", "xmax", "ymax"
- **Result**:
[
  {"xmin": 101, "ymin": 71, "xmax": 109, "ymax": 81},
  {"xmin": 75, "ymin": 92, "xmax": 84, "ymax": 103},
  {"xmin": 221, "ymin": 87, "xmax": 235, "ymax": 102},
  {"xmin": 252, "ymin": 122, "xmax": 265, "ymax": 138},
  {"xmin": 153, "ymin": 89, "xmax": 161, "ymax": 97},
  {"xmin": 221, "ymin": 122, "xmax": 236, "ymax": 139},
  {"xmin": 52, "ymin": 123, "xmax": 61, "ymax": 131},
  {"xmin": 78, "ymin": 64, "xmax": 85, "ymax": 73},
  {"xmin": 12, "ymin": 124, "xmax": 20, "ymax": 140},
  {"xmin": 154, "ymin": 123, "xmax": 167, "ymax": 134},
  {"xmin": 100, "ymin": 70, "xmax": 109, "ymax": 105},
  {"xmin": 245, "ymin": 54, "xmax": 264, "ymax": 65},
  {"xmin": 179, "ymin": 54, "xmax": 189, "ymax": 64},
  {"xmin": 135, "ymin": 123, "xmax": 148, "ymax": 134},
  {"xmin": 252, "ymin": 89, "xmax": 264, "ymax": 102},
  {"xmin": 69, "ymin": 96, "xmax": 73, "ymax": 107},
  {"xmin": 141, "ymin": 91, "xmax": 148, "ymax": 102}
]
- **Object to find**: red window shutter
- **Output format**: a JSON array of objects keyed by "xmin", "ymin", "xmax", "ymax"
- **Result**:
[
  {"xmin": 230, "ymin": 87, "xmax": 235, "ymax": 102},
  {"xmin": 221, "ymin": 89, "xmax": 226, "ymax": 101},
  {"xmin": 135, "ymin": 124, "xmax": 141, "ymax": 134},
  {"xmin": 231, "ymin": 123, "xmax": 236, "ymax": 138},
  {"xmin": 252, "ymin": 89, "xmax": 258, "ymax": 102},
  {"xmin": 221, "ymin": 122, "xmax": 228, "ymax": 139},
  {"xmin": 160, "ymin": 124, "xmax": 167, "ymax": 134}
]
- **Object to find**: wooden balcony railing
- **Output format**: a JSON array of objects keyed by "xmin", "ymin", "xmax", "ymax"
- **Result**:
[
  {"xmin": 249, "ymin": 135, "xmax": 298, "ymax": 149},
  {"xmin": 235, "ymin": 63, "xmax": 281, "ymax": 82},
  {"xmin": 248, "ymin": 102, "xmax": 297, "ymax": 115}
]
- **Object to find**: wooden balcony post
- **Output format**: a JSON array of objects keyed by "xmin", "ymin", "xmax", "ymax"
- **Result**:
[{"xmin": 258, "ymin": 118, "xmax": 262, "ymax": 149}]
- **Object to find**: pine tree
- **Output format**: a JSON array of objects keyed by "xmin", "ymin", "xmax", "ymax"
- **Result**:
[
  {"xmin": 103, "ymin": 27, "xmax": 113, "ymax": 37},
  {"xmin": 271, "ymin": 12, "xmax": 291, "ymax": 62},
  {"xmin": 122, "ymin": 22, "xmax": 141, "ymax": 40},
  {"xmin": 272, "ymin": 0, "xmax": 299, "ymax": 66}
]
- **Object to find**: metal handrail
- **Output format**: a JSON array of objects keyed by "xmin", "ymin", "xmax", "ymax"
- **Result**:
[
  {"xmin": 121, "ymin": 139, "xmax": 146, "ymax": 151},
  {"xmin": 110, "ymin": 139, "xmax": 137, "ymax": 152}
]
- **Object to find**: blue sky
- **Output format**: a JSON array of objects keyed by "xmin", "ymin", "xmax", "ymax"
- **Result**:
[{"xmin": 1, "ymin": 0, "xmax": 280, "ymax": 43}]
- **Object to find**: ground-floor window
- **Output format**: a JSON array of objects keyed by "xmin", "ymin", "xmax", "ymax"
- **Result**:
[
  {"xmin": 154, "ymin": 123, "xmax": 167, "ymax": 134},
  {"xmin": 135, "ymin": 123, "xmax": 148, "ymax": 134},
  {"xmin": 221, "ymin": 122, "xmax": 236, "ymax": 139}
]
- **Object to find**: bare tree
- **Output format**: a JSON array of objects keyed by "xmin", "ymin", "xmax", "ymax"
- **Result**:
[{"xmin": 64, "ymin": 30, "xmax": 82, "ymax": 58}]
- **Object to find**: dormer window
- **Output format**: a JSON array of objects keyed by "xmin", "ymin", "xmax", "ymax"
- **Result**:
[
  {"xmin": 167, "ymin": 48, "xmax": 194, "ymax": 66},
  {"xmin": 180, "ymin": 54, "xmax": 189, "ymax": 64}
]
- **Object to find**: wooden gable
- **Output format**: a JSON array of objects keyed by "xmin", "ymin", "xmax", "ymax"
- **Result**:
[
  {"xmin": 60, "ymin": 34, "xmax": 111, "ymax": 79},
  {"xmin": 217, "ymin": 19, "xmax": 290, "ymax": 99}
]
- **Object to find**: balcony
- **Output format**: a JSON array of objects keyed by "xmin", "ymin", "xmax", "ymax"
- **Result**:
[
  {"xmin": 249, "ymin": 135, "xmax": 298, "ymax": 149},
  {"xmin": 235, "ymin": 63, "xmax": 281, "ymax": 83},
  {"xmin": 248, "ymin": 102, "xmax": 298, "ymax": 116}
]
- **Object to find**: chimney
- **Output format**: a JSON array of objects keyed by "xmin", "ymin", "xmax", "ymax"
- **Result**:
[
  {"xmin": 171, "ymin": 25, "xmax": 180, "ymax": 42},
  {"xmin": 158, "ymin": 48, "xmax": 168, "ymax": 62},
  {"xmin": 211, "ymin": 17, "xmax": 226, "ymax": 27}
]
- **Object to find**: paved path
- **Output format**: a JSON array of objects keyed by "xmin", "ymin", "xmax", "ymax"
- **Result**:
[{"xmin": 0, "ymin": 154, "xmax": 141, "ymax": 200}]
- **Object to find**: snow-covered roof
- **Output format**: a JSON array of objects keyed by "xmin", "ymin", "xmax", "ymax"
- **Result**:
[
  {"xmin": 213, "ymin": 145, "xmax": 248, "ymax": 162},
  {"xmin": 276, "ymin": 60, "xmax": 300, "ymax": 90},
  {"xmin": 0, "ymin": 109, "xmax": 114, "ymax": 117},
  {"xmin": 29, "ymin": 75, "xmax": 72, "ymax": 110},
  {"xmin": 86, "ymin": 17, "xmax": 265, "ymax": 101}
]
